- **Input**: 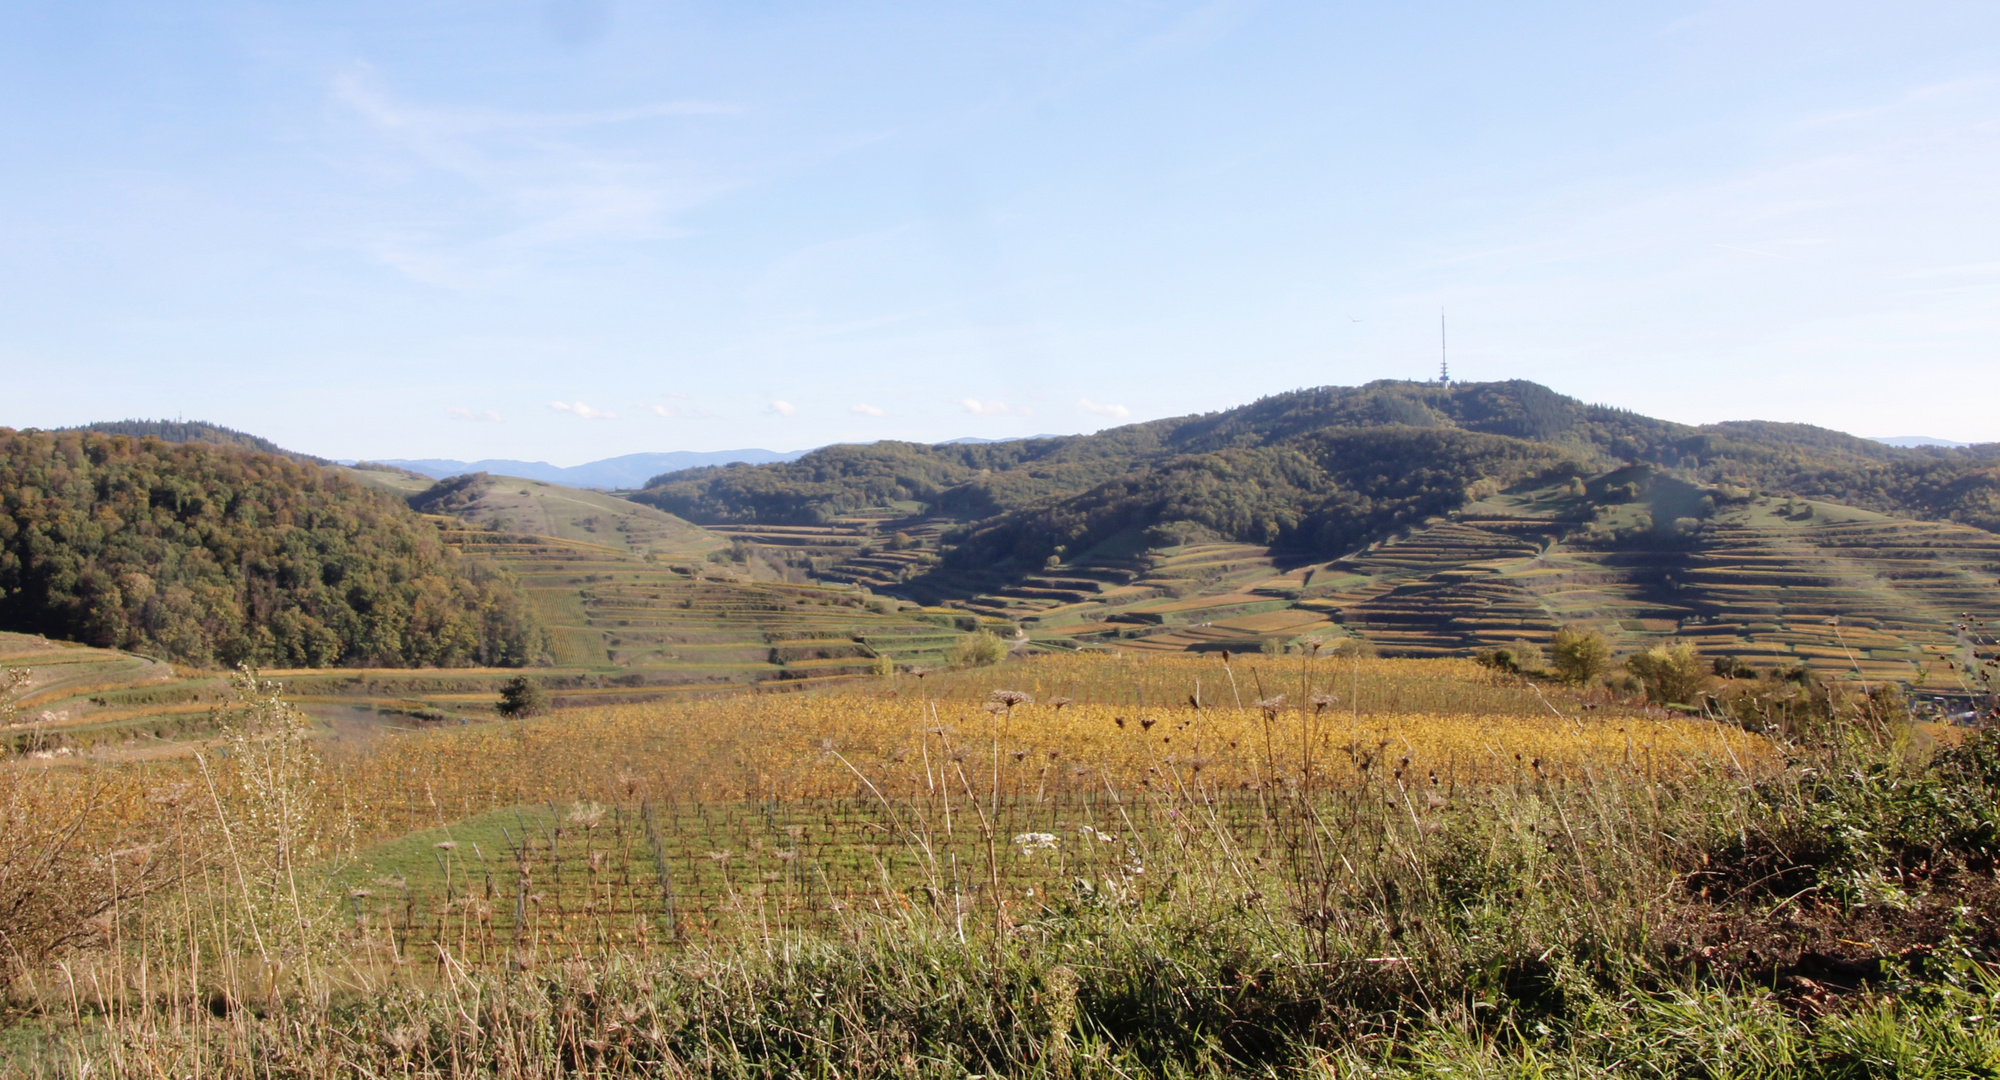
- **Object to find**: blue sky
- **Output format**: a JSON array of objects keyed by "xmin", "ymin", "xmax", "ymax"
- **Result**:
[{"xmin": 3, "ymin": 1, "xmax": 1998, "ymax": 463}]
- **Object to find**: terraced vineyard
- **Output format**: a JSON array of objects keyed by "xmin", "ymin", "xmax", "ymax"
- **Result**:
[
  {"xmin": 701, "ymin": 514, "xmax": 953, "ymax": 591},
  {"xmin": 862, "ymin": 475, "xmax": 2000, "ymax": 683},
  {"xmin": 0, "ymin": 505, "xmax": 1005, "ymax": 757},
  {"xmin": 0, "ymin": 631, "xmax": 233, "ymax": 756},
  {"xmin": 437, "ymin": 525, "xmax": 1002, "ymax": 702}
]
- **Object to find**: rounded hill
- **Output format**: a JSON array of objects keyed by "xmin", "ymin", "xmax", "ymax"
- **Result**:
[{"xmin": 0, "ymin": 429, "xmax": 542, "ymax": 669}]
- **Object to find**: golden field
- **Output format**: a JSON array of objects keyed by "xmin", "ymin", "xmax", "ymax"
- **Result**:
[{"xmin": 333, "ymin": 653, "xmax": 1776, "ymax": 840}]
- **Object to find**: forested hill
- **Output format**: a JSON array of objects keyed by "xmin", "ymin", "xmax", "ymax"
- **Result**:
[
  {"xmin": 628, "ymin": 380, "xmax": 2000, "ymax": 565},
  {"xmin": 62, "ymin": 420, "xmax": 326, "ymax": 465},
  {"xmin": 0, "ymin": 429, "xmax": 541, "ymax": 669}
]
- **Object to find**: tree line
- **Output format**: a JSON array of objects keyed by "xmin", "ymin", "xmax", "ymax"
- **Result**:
[{"xmin": 0, "ymin": 430, "xmax": 542, "ymax": 669}]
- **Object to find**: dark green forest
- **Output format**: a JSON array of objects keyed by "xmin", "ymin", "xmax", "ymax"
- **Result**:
[
  {"xmin": 945, "ymin": 428, "xmax": 1581, "ymax": 567},
  {"xmin": 632, "ymin": 380, "xmax": 2000, "ymax": 568},
  {"xmin": 63, "ymin": 419, "xmax": 326, "ymax": 465},
  {"xmin": 0, "ymin": 430, "xmax": 541, "ymax": 669}
]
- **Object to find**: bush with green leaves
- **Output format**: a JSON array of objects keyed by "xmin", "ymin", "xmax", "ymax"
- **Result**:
[
  {"xmin": 948, "ymin": 629, "xmax": 1007, "ymax": 668},
  {"xmin": 1549, "ymin": 624, "xmax": 1613, "ymax": 685},
  {"xmin": 496, "ymin": 675, "xmax": 550, "ymax": 718},
  {"xmin": 1626, "ymin": 641, "xmax": 1711, "ymax": 705}
]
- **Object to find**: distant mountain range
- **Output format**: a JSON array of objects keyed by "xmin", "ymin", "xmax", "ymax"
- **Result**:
[
  {"xmin": 362, "ymin": 438, "xmax": 1072, "ymax": 488},
  {"xmin": 1869, "ymin": 435, "xmax": 1972, "ymax": 449},
  {"xmin": 357, "ymin": 449, "xmax": 809, "ymax": 489},
  {"xmin": 938, "ymin": 435, "xmax": 1066, "ymax": 445}
]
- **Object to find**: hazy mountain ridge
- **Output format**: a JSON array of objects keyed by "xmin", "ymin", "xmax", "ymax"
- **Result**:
[
  {"xmin": 368, "ymin": 449, "xmax": 807, "ymax": 489},
  {"xmin": 1872, "ymin": 435, "xmax": 1972, "ymax": 449}
]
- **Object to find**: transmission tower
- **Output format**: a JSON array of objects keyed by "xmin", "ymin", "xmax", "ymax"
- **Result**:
[{"xmin": 1439, "ymin": 311, "xmax": 1449, "ymax": 383}]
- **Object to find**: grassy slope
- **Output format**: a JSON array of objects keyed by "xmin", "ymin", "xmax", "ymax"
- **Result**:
[
  {"xmin": 333, "ymin": 464, "xmax": 436, "ymax": 496},
  {"xmin": 0, "ymin": 631, "xmax": 234, "ymax": 753},
  {"xmin": 441, "ymin": 526, "xmax": 998, "ymax": 689},
  {"xmin": 417, "ymin": 473, "xmax": 726, "ymax": 559}
]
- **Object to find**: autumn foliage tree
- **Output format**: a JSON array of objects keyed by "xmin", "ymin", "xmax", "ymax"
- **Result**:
[{"xmin": 0, "ymin": 429, "xmax": 541, "ymax": 669}]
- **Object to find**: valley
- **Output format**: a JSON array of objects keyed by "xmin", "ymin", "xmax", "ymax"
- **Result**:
[{"xmin": 10, "ymin": 379, "xmax": 2000, "ymax": 756}]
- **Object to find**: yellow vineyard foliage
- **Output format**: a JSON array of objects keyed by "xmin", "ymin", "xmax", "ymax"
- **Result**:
[{"xmin": 336, "ymin": 654, "xmax": 1775, "ymax": 839}]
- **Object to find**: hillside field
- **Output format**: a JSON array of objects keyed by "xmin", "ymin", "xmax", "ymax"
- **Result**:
[{"xmin": 3, "ymin": 650, "xmax": 1996, "ymax": 1076}]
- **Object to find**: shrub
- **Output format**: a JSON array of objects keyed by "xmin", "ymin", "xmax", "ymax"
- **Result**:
[
  {"xmin": 497, "ymin": 676, "xmax": 551, "ymax": 717},
  {"xmin": 1549, "ymin": 625, "xmax": 1612, "ymax": 684},
  {"xmin": 949, "ymin": 630, "xmax": 1007, "ymax": 668},
  {"xmin": 1626, "ymin": 642, "xmax": 1710, "ymax": 705},
  {"xmin": 1327, "ymin": 636, "xmax": 1378, "ymax": 659},
  {"xmin": 1508, "ymin": 637, "xmax": 1546, "ymax": 675}
]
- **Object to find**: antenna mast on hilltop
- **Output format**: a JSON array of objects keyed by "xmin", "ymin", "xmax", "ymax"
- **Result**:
[{"xmin": 1439, "ymin": 310, "xmax": 1450, "ymax": 383}]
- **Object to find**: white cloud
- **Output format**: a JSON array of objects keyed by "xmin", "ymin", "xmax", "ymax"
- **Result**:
[
  {"xmin": 849, "ymin": 403, "xmax": 886, "ymax": 416},
  {"xmin": 962, "ymin": 399, "xmax": 1011, "ymax": 415},
  {"xmin": 549, "ymin": 400, "xmax": 618, "ymax": 420},
  {"xmin": 1079, "ymin": 399, "xmax": 1131, "ymax": 419},
  {"xmin": 447, "ymin": 407, "xmax": 502, "ymax": 422},
  {"xmin": 769, "ymin": 400, "xmax": 798, "ymax": 417},
  {"xmin": 647, "ymin": 401, "xmax": 718, "ymax": 419}
]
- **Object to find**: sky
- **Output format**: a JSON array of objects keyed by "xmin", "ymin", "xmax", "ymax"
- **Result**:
[{"xmin": 3, "ymin": 0, "xmax": 1998, "ymax": 464}]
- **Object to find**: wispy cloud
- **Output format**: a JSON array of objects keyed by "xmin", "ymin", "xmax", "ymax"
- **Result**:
[
  {"xmin": 330, "ymin": 63, "xmax": 744, "ymax": 288},
  {"xmin": 447, "ymin": 407, "xmax": 503, "ymax": 422},
  {"xmin": 1079, "ymin": 399, "xmax": 1131, "ymax": 419},
  {"xmin": 769, "ymin": 400, "xmax": 798, "ymax": 417},
  {"xmin": 963, "ymin": 399, "xmax": 1030, "ymax": 416},
  {"xmin": 1804, "ymin": 78, "xmax": 1985, "ymax": 127},
  {"xmin": 849, "ymin": 403, "xmax": 886, "ymax": 417},
  {"xmin": 550, "ymin": 400, "xmax": 618, "ymax": 420}
]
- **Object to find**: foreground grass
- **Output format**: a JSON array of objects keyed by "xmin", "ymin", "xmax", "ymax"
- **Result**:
[{"xmin": 2, "ymin": 657, "xmax": 1996, "ymax": 1076}]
